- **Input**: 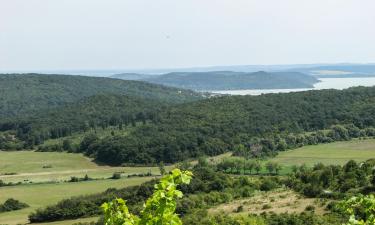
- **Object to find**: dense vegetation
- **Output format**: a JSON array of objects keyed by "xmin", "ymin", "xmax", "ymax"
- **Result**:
[
  {"xmin": 3, "ymin": 78, "xmax": 375, "ymax": 166},
  {"xmin": 30, "ymin": 159, "xmax": 375, "ymax": 225},
  {"xmin": 288, "ymin": 159, "xmax": 375, "ymax": 198},
  {"xmin": 28, "ymin": 161, "xmax": 283, "ymax": 223},
  {"xmin": 0, "ymin": 74, "xmax": 202, "ymax": 118},
  {"xmin": 112, "ymin": 71, "xmax": 319, "ymax": 90},
  {"xmin": 76, "ymin": 86, "xmax": 375, "ymax": 165},
  {"xmin": 0, "ymin": 94, "xmax": 166, "ymax": 148},
  {"xmin": 0, "ymin": 198, "xmax": 29, "ymax": 213}
]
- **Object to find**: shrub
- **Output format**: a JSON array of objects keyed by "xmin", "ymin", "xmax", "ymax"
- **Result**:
[
  {"xmin": 305, "ymin": 205, "xmax": 315, "ymax": 211},
  {"xmin": 262, "ymin": 204, "xmax": 272, "ymax": 210},
  {"xmin": 111, "ymin": 173, "xmax": 121, "ymax": 179},
  {"xmin": 0, "ymin": 198, "xmax": 29, "ymax": 212}
]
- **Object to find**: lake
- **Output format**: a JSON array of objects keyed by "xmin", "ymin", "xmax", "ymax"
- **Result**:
[{"xmin": 214, "ymin": 78, "xmax": 375, "ymax": 95}]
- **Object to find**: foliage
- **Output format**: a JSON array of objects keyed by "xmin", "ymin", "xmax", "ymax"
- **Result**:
[
  {"xmin": 76, "ymin": 87, "xmax": 375, "ymax": 165},
  {"xmin": 101, "ymin": 169, "xmax": 193, "ymax": 225},
  {"xmin": 0, "ymin": 198, "xmax": 29, "ymax": 212},
  {"xmin": 28, "ymin": 164, "xmax": 280, "ymax": 223},
  {"xmin": 338, "ymin": 195, "xmax": 375, "ymax": 225},
  {"xmin": 287, "ymin": 159, "xmax": 375, "ymax": 198},
  {"xmin": 0, "ymin": 74, "xmax": 201, "ymax": 119}
]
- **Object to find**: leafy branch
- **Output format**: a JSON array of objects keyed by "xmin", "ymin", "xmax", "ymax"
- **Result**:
[{"xmin": 102, "ymin": 169, "xmax": 193, "ymax": 225}]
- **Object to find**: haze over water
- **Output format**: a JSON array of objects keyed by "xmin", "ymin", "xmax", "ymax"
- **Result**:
[{"xmin": 215, "ymin": 78, "xmax": 375, "ymax": 95}]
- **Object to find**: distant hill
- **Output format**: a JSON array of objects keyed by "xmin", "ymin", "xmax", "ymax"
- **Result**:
[
  {"xmin": 288, "ymin": 64, "xmax": 375, "ymax": 77},
  {"xmin": 0, "ymin": 74, "xmax": 203, "ymax": 118},
  {"xmin": 110, "ymin": 73, "xmax": 154, "ymax": 80},
  {"xmin": 112, "ymin": 71, "xmax": 318, "ymax": 91}
]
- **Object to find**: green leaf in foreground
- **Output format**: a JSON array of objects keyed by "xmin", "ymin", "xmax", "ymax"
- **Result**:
[
  {"xmin": 102, "ymin": 169, "xmax": 193, "ymax": 225},
  {"xmin": 338, "ymin": 195, "xmax": 375, "ymax": 225}
]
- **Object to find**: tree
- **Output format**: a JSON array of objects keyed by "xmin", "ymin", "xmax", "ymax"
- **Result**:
[
  {"xmin": 62, "ymin": 139, "xmax": 72, "ymax": 151},
  {"xmin": 266, "ymin": 162, "xmax": 275, "ymax": 175},
  {"xmin": 101, "ymin": 169, "xmax": 193, "ymax": 225},
  {"xmin": 246, "ymin": 160, "xmax": 256, "ymax": 175},
  {"xmin": 158, "ymin": 162, "xmax": 166, "ymax": 176},
  {"xmin": 274, "ymin": 163, "xmax": 282, "ymax": 175},
  {"xmin": 254, "ymin": 161, "xmax": 262, "ymax": 174}
]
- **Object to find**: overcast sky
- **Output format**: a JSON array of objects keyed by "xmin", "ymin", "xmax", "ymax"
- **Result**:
[{"xmin": 1, "ymin": 0, "xmax": 374, "ymax": 71}]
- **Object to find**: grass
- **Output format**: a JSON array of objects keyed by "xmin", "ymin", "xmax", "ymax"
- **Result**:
[
  {"xmin": 32, "ymin": 217, "xmax": 99, "ymax": 225},
  {"xmin": 0, "ymin": 150, "xmax": 172, "ymax": 224},
  {"xmin": 267, "ymin": 138, "xmax": 375, "ymax": 174},
  {"xmin": 217, "ymin": 139, "xmax": 375, "ymax": 175},
  {"xmin": 0, "ymin": 177, "xmax": 152, "ymax": 225},
  {"xmin": 0, "ymin": 151, "xmax": 170, "ymax": 183},
  {"xmin": 209, "ymin": 189, "xmax": 329, "ymax": 216}
]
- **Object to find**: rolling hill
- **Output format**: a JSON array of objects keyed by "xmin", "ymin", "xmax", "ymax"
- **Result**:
[
  {"xmin": 0, "ymin": 74, "xmax": 203, "ymax": 118},
  {"xmin": 111, "ymin": 71, "xmax": 318, "ymax": 91}
]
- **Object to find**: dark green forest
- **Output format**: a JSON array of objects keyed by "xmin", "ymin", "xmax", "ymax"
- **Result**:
[
  {"xmin": 75, "ymin": 86, "xmax": 375, "ymax": 165},
  {"xmin": 2, "ymin": 74, "xmax": 375, "ymax": 166},
  {"xmin": 0, "ymin": 74, "xmax": 202, "ymax": 118}
]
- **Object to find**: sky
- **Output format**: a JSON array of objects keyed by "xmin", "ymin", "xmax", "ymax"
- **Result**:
[{"xmin": 1, "ymin": 0, "xmax": 375, "ymax": 71}]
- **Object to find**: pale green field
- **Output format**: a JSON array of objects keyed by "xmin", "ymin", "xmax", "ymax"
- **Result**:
[
  {"xmin": 0, "ymin": 151, "xmax": 169, "ymax": 183},
  {"xmin": 0, "ymin": 177, "xmax": 152, "ymax": 225},
  {"xmin": 267, "ymin": 138, "xmax": 375, "ymax": 174},
  {"xmin": 33, "ymin": 217, "xmax": 99, "ymax": 225},
  {"xmin": 271, "ymin": 138, "xmax": 375, "ymax": 166}
]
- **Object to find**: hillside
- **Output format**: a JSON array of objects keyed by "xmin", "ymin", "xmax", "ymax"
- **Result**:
[
  {"xmin": 72, "ymin": 86, "xmax": 375, "ymax": 164},
  {"xmin": 9, "ymin": 94, "xmax": 166, "ymax": 143},
  {"xmin": 0, "ymin": 74, "xmax": 203, "ymax": 118},
  {"xmin": 111, "ymin": 71, "xmax": 319, "ymax": 91}
]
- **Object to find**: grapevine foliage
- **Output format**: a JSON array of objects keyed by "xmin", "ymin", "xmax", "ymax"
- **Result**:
[
  {"xmin": 339, "ymin": 195, "xmax": 375, "ymax": 225},
  {"xmin": 102, "ymin": 169, "xmax": 193, "ymax": 225}
]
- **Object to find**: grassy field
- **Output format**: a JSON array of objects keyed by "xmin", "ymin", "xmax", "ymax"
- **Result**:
[
  {"xmin": 0, "ymin": 177, "xmax": 153, "ymax": 225},
  {"xmin": 32, "ymin": 217, "xmax": 100, "ymax": 225},
  {"xmin": 0, "ymin": 151, "xmax": 169, "ymax": 183},
  {"xmin": 0, "ymin": 150, "xmax": 171, "ymax": 224},
  {"xmin": 267, "ymin": 138, "xmax": 375, "ymax": 174},
  {"xmin": 209, "ymin": 189, "xmax": 328, "ymax": 216}
]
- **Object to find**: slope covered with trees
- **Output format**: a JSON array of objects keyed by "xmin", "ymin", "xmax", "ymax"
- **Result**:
[
  {"xmin": 0, "ymin": 94, "xmax": 167, "ymax": 147},
  {"xmin": 77, "ymin": 86, "xmax": 375, "ymax": 165},
  {"xmin": 112, "ymin": 71, "xmax": 319, "ymax": 90},
  {"xmin": 0, "ymin": 74, "xmax": 203, "ymax": 118}
]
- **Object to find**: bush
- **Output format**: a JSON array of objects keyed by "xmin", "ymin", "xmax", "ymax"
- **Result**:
[
  {"xmin": 262, "ymin": 204, "xmax": 272, "ymax": 210},
  {"xmin": 0, "ymin": 198, "xmax": 29, "ymax": 212},
  {"xmin": 305, "ymin": 205, "xmax": 315, "ymax": 211},
  {"xmin": 260, "ymin": 179, "xmax": 278, "ymax": 191},
  {"xmin": 111, "ymin": 173, "xmax": 121, "ymax": 179},
  {"xmin": 69, "ymin": 176, "xmax": 79, "ymax": 182}
]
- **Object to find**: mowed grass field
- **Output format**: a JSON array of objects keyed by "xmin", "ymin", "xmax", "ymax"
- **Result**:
[
  {"xmin": 0, "ymin": 151, "xmax": 172, "ymax": 225},
  {"xmin": 267, "ymin": 138, "xmax": 375, "ymax": 173},
  {"xmin": 0, "ymin": 177, "xmax": 152, "ymax": 225},
  {"xmin": 0, "ymin": 151, "xmax": 169, "ymax": 183}
]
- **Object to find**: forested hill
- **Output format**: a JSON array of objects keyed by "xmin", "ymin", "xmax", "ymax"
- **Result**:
[
  {"xmin": 78, "ymin": 86, "xmax": 375, "ymax": 165},
  {"xmin": 16, "ymin": 94, "xmax": 166, "ymax": 138},
  {"xmin": 111, "ymin": 71, "xmax": 319, "ymax": 90},
  {"xmin": 0, "ymin": 74, "xmax": 203, "ymax": 118}
]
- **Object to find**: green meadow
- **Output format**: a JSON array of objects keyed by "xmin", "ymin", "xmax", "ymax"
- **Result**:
[
  {"xmin": 267, "ymin": 138, "xmax": 375, "ymax": 174},
  {"xmin": 0, "ymin": 177, "xmax": 153, "ymax": 225}
]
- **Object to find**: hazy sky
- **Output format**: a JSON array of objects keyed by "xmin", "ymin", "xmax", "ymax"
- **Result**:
[{"xmin": 1, "ymin": 0, "xmax": 375, "ymax": 70}]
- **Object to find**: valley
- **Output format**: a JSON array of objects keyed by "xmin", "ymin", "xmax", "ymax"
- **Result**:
[{"xmin": 1, "ymin": 74, "xmax": 375, "ymax": 225}]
